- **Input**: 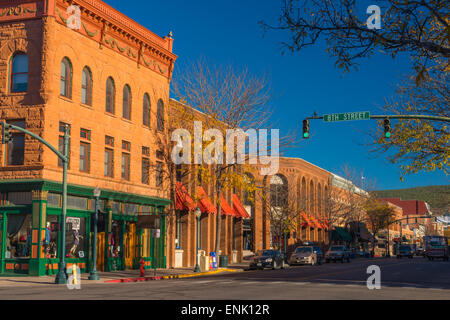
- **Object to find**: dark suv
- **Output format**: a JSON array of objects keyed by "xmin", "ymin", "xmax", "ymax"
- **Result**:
[
  {"xmin": 249, "ymin": 250, "xmax": 285, "ymax": 270},
  {"xmin": 325, "ymin": 245, "xmax": 351, "ymax": 263}
]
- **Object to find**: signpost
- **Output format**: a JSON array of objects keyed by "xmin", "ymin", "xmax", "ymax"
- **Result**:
[{"xmin": 323, "ymin": 112, "xmax": 370, "ymax": 122}]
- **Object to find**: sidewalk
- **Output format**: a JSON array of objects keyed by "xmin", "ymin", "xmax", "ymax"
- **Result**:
[{"xmin": 0, "ymin": 264, "xmax": 246, "ymax": 287}]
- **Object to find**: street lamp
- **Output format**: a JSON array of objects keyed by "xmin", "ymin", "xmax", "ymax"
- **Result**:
[
  {"xmin": 194, "ymin": 207, "xmax": 202, "ymax": 273},
  {"xmin": 89, "ymin": 187, "xmax": 101, "ymax": 280}
]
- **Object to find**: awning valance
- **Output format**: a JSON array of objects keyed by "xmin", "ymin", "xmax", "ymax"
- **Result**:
[
  {"xmin": 332, "ymin": 227, "xmax": 353, "ymax": 242},
  {"xmin": 232, "ymin": 194, "xmax": 250, "ymax": 219},
  {"xmin": 175, "ymin": 182, "xmax": 196, "ymax": 211},
  {"xmin": 309, "ymin": 215, "xmax": 322, "ymax": 229},
  {"xmin": 197, "ymin": 187, "xmax": 217, "ymax": 214},
  {"xmin": 301, "ymin": 212, "xmax": 311, "ymax": 227},
  {"xmin": 219, "ymin": 194, "xmax": 235, "ymax": 216}
]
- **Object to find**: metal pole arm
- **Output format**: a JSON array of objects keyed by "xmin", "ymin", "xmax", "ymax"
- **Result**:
[{"xmin": 1, "ymin": 121, "xmax": 67, "ymax": 162}]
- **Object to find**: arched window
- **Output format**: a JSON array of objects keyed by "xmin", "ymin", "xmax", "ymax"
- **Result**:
[
  {"xmin": 270, "ymin": 174, "xmax": 288, "ymax": 208},
  {"xmin": 81, "ymin": 67, "xmax": 92, "ymax": 105},
  {"xmin": 157, "ymin": 99, "xmax": 164, "ymax": 131},
  {"xmin": 10, "ymin": 53, "xmax": 28, "ymax": 93},
  {"xmin": 143, "ymin": 93, "xmax": 150, "ymax": 127},
  {"xmin": 309, "ymin": 180, "xmax": 314, "ymax": 213},
  {"xmin": 122, "ymin": 85, "xmax": 131, "ymax": 120},
  {"xmin": 60, "ymin": 57, "xmax": 72, "ymax": 98},
  {"xmin": 105, "ymin": 77, "xmax": 115, "ymax": 114}
]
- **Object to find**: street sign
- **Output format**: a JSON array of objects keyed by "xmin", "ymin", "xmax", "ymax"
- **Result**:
[{"xmin": 323, "ymin": 111, "xmax": 370, "ymax": 122}]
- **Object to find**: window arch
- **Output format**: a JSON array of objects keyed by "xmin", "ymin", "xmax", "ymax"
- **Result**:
[
  {"xmin": 10, "ymin": 52, "xmax": 28, "ymax": 93},
  {"xmin": 270, "ymin": 174, "xmax": 288, "ymax": 208},
  {"xmin": 81, "ymin": 67, "xmax": 92, "ymax": 105},
  {"xmin": 309, "ymin": 180, "xmax": 314, "ymax": 213},
  {"xmin": 143, "ymin": 93, "xmax": 151, "ymax": 127},
  {"xmin": 60, "ymin": 57, "xmax": 72, "ymax": 98},
  {"xmin": 122, "ymin": 84, "xmax": 131, "ymax": 120},
  {"xmin": 106, "ymin": 77, "xmax": 115, "ymax": 114},
  {"xmin": 157, "ymin": 99, "xmax": 164, "ymax": 131}
]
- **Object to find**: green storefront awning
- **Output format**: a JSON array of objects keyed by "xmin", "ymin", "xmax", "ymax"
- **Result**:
[{"xmin": 332, "ymin": 227, "xmax": 353, "ymax": 242}]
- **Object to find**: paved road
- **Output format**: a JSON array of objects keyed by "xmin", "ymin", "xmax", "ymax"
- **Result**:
[{"xmin": 0, "ymin": 257, "xmax": 449, "ymax": 300}]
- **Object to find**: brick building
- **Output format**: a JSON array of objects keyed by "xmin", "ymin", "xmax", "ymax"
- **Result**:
[{"xmin": 0, "ymin": 0, "xmax": 176, "ymax": 276}]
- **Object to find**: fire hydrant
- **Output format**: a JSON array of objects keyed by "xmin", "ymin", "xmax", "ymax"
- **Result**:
[{"xmin": 139, "ymin": 259, "xmax": 145, "ymax": 277}]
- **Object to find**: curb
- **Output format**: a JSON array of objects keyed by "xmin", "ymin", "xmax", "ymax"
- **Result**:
[{"xmin": 104, "ymin": 268, "xmax": 241, "ymax": 283}]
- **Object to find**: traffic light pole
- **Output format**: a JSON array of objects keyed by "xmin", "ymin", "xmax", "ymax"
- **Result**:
[
  {"xmin": 0, "ymin": 121, "xmax": 69, "ymax": 284},
  {"xmin": 303, "ymin": 114, "xmax": 450, "ymax": 139}
]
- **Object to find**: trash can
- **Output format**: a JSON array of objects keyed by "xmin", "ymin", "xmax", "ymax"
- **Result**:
[{"xmin": 219, "ymin": 255, "xmax": 228, "ymax": 268}]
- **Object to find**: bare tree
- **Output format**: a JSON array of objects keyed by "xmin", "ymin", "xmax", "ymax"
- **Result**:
[{"xmin": 172, "ymin": 59, "xmax": 289, "ymax": 255}]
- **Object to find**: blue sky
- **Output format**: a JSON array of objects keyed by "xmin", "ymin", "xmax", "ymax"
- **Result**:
[{"xmin": 104, "ymin": 0, "xmax": 448, "ymax": 190}]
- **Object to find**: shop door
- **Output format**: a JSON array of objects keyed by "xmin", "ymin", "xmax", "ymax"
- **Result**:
[
  {"xmin": 124, "ymin": 223, "xmax": 136, "ymax": 269},
  {"xmin": 0, "ymin": 216, "xmax": 4, "ymax": 274},
  {"xmin": 97, "ymin": 232, "xmax": 105, "ymax": 271}
]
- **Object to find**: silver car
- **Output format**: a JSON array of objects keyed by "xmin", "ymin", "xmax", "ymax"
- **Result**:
[
  {"xmin": 325, "ymin": 245, "xmax": 351, "ymax": 263},
  {"xmin": 289, "ymin": 246, "xmax": 322, "ymax": 266}
]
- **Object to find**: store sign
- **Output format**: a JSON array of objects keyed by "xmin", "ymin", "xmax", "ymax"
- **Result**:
[
  {"xmin": 67, "ymin": 217, "xmax": 80, "ymax": 231},
  {"xmin": 137, "ymin": 215, "xmax": 160, "ymax": 229}
]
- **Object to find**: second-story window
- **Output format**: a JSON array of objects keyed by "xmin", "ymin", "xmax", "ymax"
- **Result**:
[
  {"xmin": 122, "ymin": 85, "xmax": 131, "ymax": 120},
  {"xmin": 105, "ymin": 136, "xmax": 114, "ymax": 178},
  {"xmin": 106, "ymin": 77, "xmax": 115, "ymax": 114},
  {"xmin": 5, "ymin": 120, "xmax": 25, "ymax": 166},
  {"xmin": 79, "ymin": 128, "xmax": 91, "ymax": 173},
  {"xmin": 81, "ymin": 67, "xmax": 92, "ymax": 105},
  {"xmin": 142, "ymin": 146, "xmax": 150, "ymax": 185},
  {"xmin": 60, "ymin": 57, "xmax": 72, "ymax": 99},
  {"xmin": 10, "ymin": 52, "xmax": 28, "ymax": 93},
  {"xmin": 121, "ymin": 141, "xmax": 131, "ymax": 180}
]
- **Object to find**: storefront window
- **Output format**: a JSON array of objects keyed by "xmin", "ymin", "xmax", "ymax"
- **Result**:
[
  {"xmin": 6, "ymin": 214, "xmax": 31, "ymax": 259},
  {"xmin": 110, "ymin": 220, "xmax": 121, "ymax": 258},
  {"xmin": 46, "ymin": 215, "xmax": 59, "ymax": 258},
  {"xmin": 65, "ymin": 217, "xmax": 86, "ymax": 259}
]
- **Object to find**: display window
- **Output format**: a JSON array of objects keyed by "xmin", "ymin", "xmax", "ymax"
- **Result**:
[
  {"xmin": 45, "ymin": 215, "xmax": 59, "ymax": 258},
  {"xmin": 6, "ymin": 214, "xmax": 31, "ymax": 259},
  {"xmin": 110, "ymin": 220, "xmax": 121, "ymax": 258},
  {"xmin": 65, "ymin": 217, "xmax": 86, "ymax": 259}
]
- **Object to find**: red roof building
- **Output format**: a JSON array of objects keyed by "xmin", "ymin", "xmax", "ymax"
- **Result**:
[{"xmin": 380, "ymin": 198, "xmax": 431, "ymax": 216}]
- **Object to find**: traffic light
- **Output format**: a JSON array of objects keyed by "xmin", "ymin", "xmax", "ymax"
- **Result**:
[
  {"xmin": 2, "ymin": 122, "xmax": 12, "ymax": 144},
  {"xmin": 384, "ymin": 118, "xmax": 391, "ymax": 138},
  {"xmin": 302, "ymin": 119, "xmax": 310, "ymax": 139}
]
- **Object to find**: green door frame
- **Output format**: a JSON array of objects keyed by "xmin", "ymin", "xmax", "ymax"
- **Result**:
[{"xmin": 0, "ymin": 214, "xmax": 6, "ymax": 274}]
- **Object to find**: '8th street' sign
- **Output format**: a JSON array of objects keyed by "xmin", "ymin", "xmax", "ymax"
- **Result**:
[{"xmin": 323, "ymin": 112, "xmax": 371, "ymax": 122}]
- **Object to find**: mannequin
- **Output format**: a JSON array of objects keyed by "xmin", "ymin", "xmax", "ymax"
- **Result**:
[{"xmin": 69, "ymin": 229, "xmax": 83, "ymax": 257}]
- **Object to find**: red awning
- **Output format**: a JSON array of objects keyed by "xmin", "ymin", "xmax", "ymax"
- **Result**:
[
  {"xmin": 219, "ymin": 194, "xmax": 234, "ymax": 216},
  {"xmin": 319, "ymin": 217, "xmax": 330, "ymax": 230},
  {"xmin": 175, "ymin": 182, "xmax": 196, "ymax": 211},
  {"xmin": 197, "ymin": 187, "xmax": 217, "ymax": 214},
  {"xmin": 232, "ymin": 194, "xmax": 250, "ymax": 219},
  {"xmin": 301, "ymin": 212, "xmax": 311, "ymax": 227},
  {"xmin": 309, "ymin": 215, "xmax": 323, "ymax": 229}
]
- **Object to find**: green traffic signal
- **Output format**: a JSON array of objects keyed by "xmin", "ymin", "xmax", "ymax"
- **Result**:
[
  {"xmin": 384, "ymin": 118, "xmax": 391, "ymax": 139},
  {"xmin": 302, "ymin": 119, "xmax": 310, "ymax": 139}
]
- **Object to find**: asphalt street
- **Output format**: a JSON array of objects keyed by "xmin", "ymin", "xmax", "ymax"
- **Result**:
[{"xmin": 0, "ymin": 257, "xmax": 449, "ymax": 300}]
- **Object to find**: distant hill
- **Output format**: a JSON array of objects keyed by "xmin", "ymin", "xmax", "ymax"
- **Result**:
[{"xmin": 375, "ymin": 185, "xmax": 450, "ymax": 215}]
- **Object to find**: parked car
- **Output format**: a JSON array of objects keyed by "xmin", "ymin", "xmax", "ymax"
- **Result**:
[
  {"xmin": 415, "ymin": 246, "xmax": 424, "ymax": 256},
  {"xmin": 325, "ymin": 245, "xmax": 351, "ymax": 263},
  {"xmin": 289, "ymin": 246, "xmax": 323, "ymax": 266},
  {"xmin": 249, "ymin": 250, "xmax": 286, "ymax": 270},
  {"xmin": 396, "ymin": 244, "xmax": 414, "ymax": 259}
]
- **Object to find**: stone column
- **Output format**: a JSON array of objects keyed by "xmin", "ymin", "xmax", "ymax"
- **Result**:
[{"xmin": 29, "ymin": 190, "xmax": 48, "ymax": 276}]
